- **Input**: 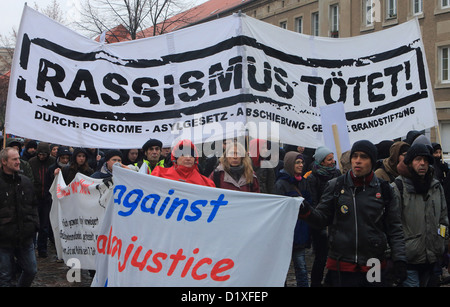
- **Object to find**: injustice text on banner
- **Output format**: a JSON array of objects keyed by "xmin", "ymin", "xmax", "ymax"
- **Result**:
[{"xmin": 91, "ymin": 166, "xmax": 301, "ymax": 286}]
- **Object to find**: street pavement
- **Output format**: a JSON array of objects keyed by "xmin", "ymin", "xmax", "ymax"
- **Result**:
[
  {"xmin": 30, "ymin": 242, "xmax": 299, "ymax": 287},
  {"xmin": 30, "ymin": 242, "xmax": 449, "ymax": 287}
]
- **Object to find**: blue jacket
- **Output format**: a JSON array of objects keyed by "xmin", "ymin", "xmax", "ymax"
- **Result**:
[{"xmin": 275, "ymin": 170, "xmax": 311, "ymax": 247}]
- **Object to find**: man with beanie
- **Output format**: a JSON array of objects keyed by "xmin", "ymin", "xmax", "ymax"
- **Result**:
[
  {"xmin": 92, "ymin": 149, "xmax": 128, "ymax": 179},
  {"xmin": 45, "ymin": 146, "xmax": 72, "ymax": 189},
  {"xmin": 136, "ymin": 138, "xmax": 165, "ymax": 174},
  {"xmin": 28, "ymin": 142, "xmax": 56, "ymax": 258},
  {"xmin": 300, "ymin": 140, "xmax": 406, "ymax": 287},
  {"xmin": 21, "ymin": 139, "xmax": 38, "ymax": 161},
  {"xmin": 393, "ymin": 143, "xmax": 449, "ymax": 287}
]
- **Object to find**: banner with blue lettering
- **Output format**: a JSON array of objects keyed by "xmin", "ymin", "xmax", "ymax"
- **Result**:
[
  {"xmin": 91, "ymin": 166, "xmax": 301, "ymax": 287},
  {"xmin": 6, "ymin": 6, "xmax": 437, "ymax": 148}
]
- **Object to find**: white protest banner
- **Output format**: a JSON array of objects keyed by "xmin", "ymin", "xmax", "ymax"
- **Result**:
[
  {"xmin": 49, "ymin": 172, "xmax": 113, "ymax": 270},
  {"xmin": 91, "ymin": 165, "xmax": 301, "ymax": 287},
  {"xmin": 320, "ymin": 102, "xmax": 351, "ymax": 168},
  {"xmin": 6, "ymin": 6, "xmax": 437, "ymax": 148}
]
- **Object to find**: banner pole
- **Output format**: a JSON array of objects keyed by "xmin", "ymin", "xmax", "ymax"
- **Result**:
[
  {"xmin": 332, "ymin": 124, "xmax": 343, "ymax": 170},
  {"xmin": 435, "ymin": 125, "xmax": 447, "ymax": 177},
  {"xmin": 2, "ymin": 124, "xmax": 6, "ymax": 149}
]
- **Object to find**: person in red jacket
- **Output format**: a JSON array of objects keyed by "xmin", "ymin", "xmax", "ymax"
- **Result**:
[
  {"xmin": 209, "ymin": 142, "xmax": 260, "ymax": 192},
  {"xmin": 151, "ymin": 139, "xmax": 215, "ymax": 187}
]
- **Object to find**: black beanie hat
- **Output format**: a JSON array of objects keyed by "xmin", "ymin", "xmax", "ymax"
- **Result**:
[
  {"xmin": 57, "ymin": 146, "xmax": 72, "ymax": 157},
  {"xmin": 105, "ymin": 149, "xmax": 123, "ymax": 162},
  {"xmin": 350, "ymin": 140, "xmax": 378, "ymax": 168},
  {"xmin": 404, "ymin": 143, "xmax": 433, "ymax": 165}
]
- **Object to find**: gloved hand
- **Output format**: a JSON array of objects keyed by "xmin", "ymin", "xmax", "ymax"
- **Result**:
[
  {"xmin": 393, "ymin": 261, "xmax": 407, "ymax": 286},
  {"xmin": 298, "ymin": 200, "xmax": 311, "ymax": 217},
  {"xmin": 102, "ymin": 176, "xmax": 113, "ymax": 188}
]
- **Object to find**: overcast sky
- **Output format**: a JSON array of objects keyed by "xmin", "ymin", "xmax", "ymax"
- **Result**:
[{"xmin": 0, "ymin": 0, "xmax": 208, "ymax": 40}]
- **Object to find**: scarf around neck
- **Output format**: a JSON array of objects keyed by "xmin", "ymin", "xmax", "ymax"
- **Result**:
[{"xmin": 312, "ymin": 160, "xmax": 336, "ymax": 179}]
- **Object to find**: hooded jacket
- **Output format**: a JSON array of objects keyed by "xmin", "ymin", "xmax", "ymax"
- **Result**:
[
  {"xmin": 151, "ymin": 140, "xmax": 215, "ymax": 187},
  {"xmin": 62, "ymin": 148, "xmax": 94, "ymax": 183},
  {"xmin": 274, "ymin": 151, "xmax": 311, "ymax": 246},
  {"xmin": 375, "ymin": 141, "xmax": 410, "ymax": 183},
  {"xmin": 28, "ymin": 142, "xmax": 56, "ymax": 200}
]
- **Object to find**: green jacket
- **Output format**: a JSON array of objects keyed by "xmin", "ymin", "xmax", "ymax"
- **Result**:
[
  {"xmin": 135, "ymin": 159, "xmax": 165, "ymax": 174},
  {"xmin": 393, "ymin": 176, "xmax": 449, "ymax": 264}
]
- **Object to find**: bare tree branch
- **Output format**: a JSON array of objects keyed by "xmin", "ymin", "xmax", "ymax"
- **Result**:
[{"xmin": 74, "ymin": 0, "xmax": 198, "ymax": 41}]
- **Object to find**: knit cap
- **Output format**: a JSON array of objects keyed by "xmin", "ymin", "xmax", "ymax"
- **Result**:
[
  {"xmin": 404, "ymin": 143, "xmax": 433, "ymax": 165},
  {"xmin": 57, "ymin": 146, "xmax": 72, "ymax": 157},
  {"xmin": 104, "ymin": 149, "xmax": 123, "ymax": 162},
  {"xmin": 313, "ymin": 146, "xmax": 333, "ymax": 163},
  {"xmin": 283, "ymin": 151, "xmax": 304, "ymax": 176},
  {"xmin": 350, "ymin": 140, "xmax": 377, "ymax": 168}
]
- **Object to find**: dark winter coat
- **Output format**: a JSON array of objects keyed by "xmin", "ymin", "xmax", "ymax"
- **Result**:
[
  {"xmin": 274, "ymin": 169, "xmax": 311, "ymax": 247},
  {"xmin": 0, "ymin": 168, "xmax": 39, "ymax": 248},
  {"xmin": 28, "ymin": 155, "xmax": 56, "ymax": 201},
  {"xmin": 303, "ymin": 172, "xmax": 406, "ymax": 266}
]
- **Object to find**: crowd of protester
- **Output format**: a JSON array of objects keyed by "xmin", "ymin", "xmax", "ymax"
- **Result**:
[{"xmin": 0, "ymin": 130, "xmax": 449, "ymax": 287}]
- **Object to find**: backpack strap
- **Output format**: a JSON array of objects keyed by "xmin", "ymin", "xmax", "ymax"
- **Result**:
[
  {"xmin": 333, "ymin": 175, "xmax": 345, "ymax": 197},
  {"xmin": 379, "ymin": 178, "xmax": 393, "ymax": 207},
  {"xmin": 393, "ymin": 177, "xmax": 404, "ymax": 204},
  {"xmin": 332, "ymin": 175, "xmax": 346, "ymax": 206}
]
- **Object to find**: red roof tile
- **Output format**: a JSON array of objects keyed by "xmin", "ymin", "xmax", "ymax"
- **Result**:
[
  {"xmin": 94, "ymin": 24, "xmax": 131, "ymax": 43},
  {"xmin": 139, "ymin": 0, "xmax": 250, "ymax": 38},
  {"xmin": 99, "ymin": 0, "xmax": 251, "ymax": 42}
]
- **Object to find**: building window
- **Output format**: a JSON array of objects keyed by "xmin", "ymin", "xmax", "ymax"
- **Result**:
[
  {"xmin": 330, "ymin": 4, "xmax": 339, "ymax": 37},
  {"xmin": 364, "ymin": 0, "xmax": 374, "ymax": 26},
  {"xmin": 312, "ymin": 12, "xmax": 319, "ymax": 36},
  {"xmin": 412, "ymin": 0, "xmax": 423, "ymax": 15},
  {"xmin": 280, "ymin": 21, "xmax": 287, "ymax": 29},
  {"xmin": 441, "ymin": 46, "xmax": 449, "ymax": 83},
  {"xmin": 295, "ymin": 17, "xmax": 303, "ymax": 33},
  {"xmin": 443, "ymin": 0, "xmax": 450, "ymax": 8},
  {"xmin": 386, "ymin": 0, "xmax": 397, "ymax": 18}
]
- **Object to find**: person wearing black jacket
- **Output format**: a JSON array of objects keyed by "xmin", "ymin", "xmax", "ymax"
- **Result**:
[
  {"xmin": 306, "ymin": 145, "xmax": 341, "ymax": 287},
  {"xmin": 274, "ymin": 151, "xmax": 311, "ymax": 287},
  {"xmin": 28, "ymin": 142, "xmax": 55, "ymax": 258},
  {"xmin": 0, "ymin": 148, "xmax": 39, "ymax": 287},
  {"xmin": 300, "ymin": 140, "xmax": 407, "ymax": 287}
]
